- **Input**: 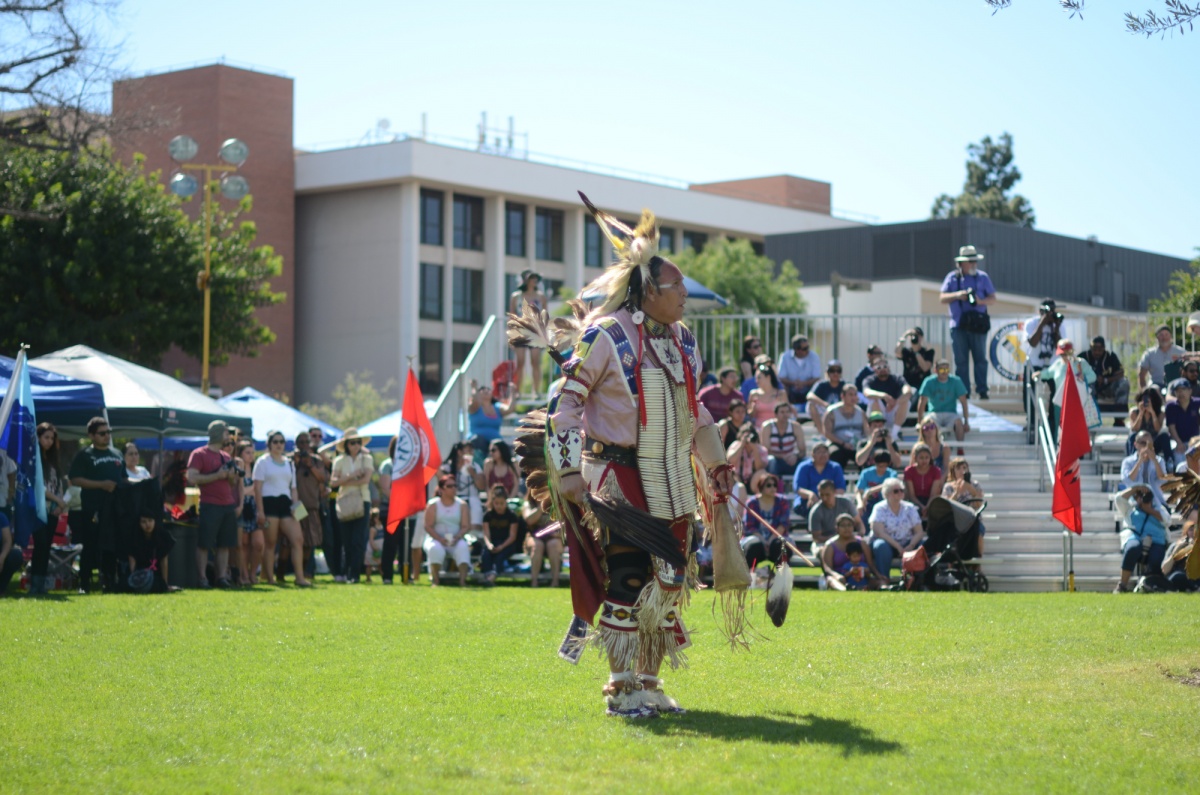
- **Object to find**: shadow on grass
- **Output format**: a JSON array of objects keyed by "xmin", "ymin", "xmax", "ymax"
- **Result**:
[{"xmin": 641, "ymin": 710, "xmax": 903, "ymax": 756}]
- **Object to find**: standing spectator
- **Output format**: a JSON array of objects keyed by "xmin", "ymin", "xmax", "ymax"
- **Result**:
[
  {"xmin": 806, "ymin": 361, "xmax": 847, "ymax": 427},
  {"xmin": 525, "ymin": 496, "xmax": 562, "ymax": 588},
  {"xmin": 719, "ymin": 399, "xmax": 749, "ymax": 450},
  {"xmin": 904, "ymin": 442, "xmax": 945, "ymax": 518},
  {"xmin": 792, "ymin": 441, "xmax": 846, "ymax": 497},
  {"xmin": 855, "ymin": 450, "xmax": 898, "ymax": 522},
  {"xmin": 292, "ymin": 431, "xmax": 327, "ymax": 580},
  {"xmin": 0, "ymin": 512, "xmax": 24, "ymax": 596},
  {"xmin": 69, "ymin": 417, "xmax": 126, "ymax": 592},
  {"xmin": 1139, "ymin": 324, "xmax": 1186, "ymax": 389},
  {"xmin": 0, "ymin": 447, "xmax": 15, "ymax": 520},
  {"xmin": 917, "ymin": 360, "xmax": 970, "ymax": 443},
  {"xmin": 861, "ymin": 358, "xmax": 912, "ymax": 437},
  {"xmin": 466, "ymin": 381, "xmax": 515, "ymax": 449},
  {"xmin": 309, "ymin": 427, "xmax": 340, "ymax": 582},
  {"xmin": 698, "ymin": 367, "xmax": 741, "ymax": 422},
  {"xmin": 480, "ymin": 485, "xmax": 519, "ymax": 584},
  {"xmin": 1081, "ymin": 336, "xmax": 1130, "ymax": 414},
  {"xmin": 509, "ymin": 269, "xmax": 547, "ymax": 398},
  {"xmin": 236, "ymin": 441, "xmax": 263, "ymax": 586},
  {"xmin": 823, "ymin": 384, "xmax": 868, "ymax": 468},
  {"xmin": 868, "ymin": 477, "xmax": 925, "ymax": 581},
  {"xmin": 1024, "ymin": 299, "xmax": 1064, "ymax": 425},
  {"xmin": 762, "ymin": 402, "xmax": 806, "ymax": 478},
  {"xmin": 1120, "ymin": 430, "xmax": 1168, "ymax": 508},
  {"xmin": 1112, "ymin": 484, "xmax": 1168, "ymax": 593},
  {"xmin": 1165, "ymin": 379, "xmax": 1200, "ymax": 454},
  {"xmin": 853, "ymin": 345, "xmax": 885, "ymax": 393},
  {"xmin": 186, "ymin": 421, "xmax": 240, "ymax": 589},
  {"xmin": 123, "ymin": 444, "xmax": 151, "ymax": 482},
  {"xmin": 26, "ymin": 422, "xmax": 69, "ymax": 596},
  {"xmin": 330, "ymin": 427, "xmax": 375, "ymax": 585},
  {"xmin": 747, "ymin": 363, "xmax": 786, "ymax": 428},
  {"xmin": 940, "ymin": 244, "xmax": 996, "ymax": 400},
  {"xmin": 377, "ymin": 436, "xmax": 397, "ymax": 583},
  {"xmin": 740, "ymin": 336, "xmax": 763, "ymax": 381},
  {"xmin": 252, "ymin": 431, "xmax": 312, "ymax": 588},
  {"xmin": 423, "ymin": 475, "xmax": 470, "ymax": 587},
  {"xmin": 895, "ymin": 327, "xmax": 935, "ymax": 398},
  {"xmin": 854, "ymin": 411, "xmax": 902, "ymax": 469},
  {"xmin": 740, "ymin": 474, "xmax": 791, "ymax": 569},
  {"xmin": 777, "ymin": 334, "xmax": 823, "ymax": 407},
  {"xmin": 807, "ymin": 480, "xmax": 863, "ymax": 547}
]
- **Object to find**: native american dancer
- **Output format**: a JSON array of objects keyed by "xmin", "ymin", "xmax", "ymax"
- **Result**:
[{"xmin": 509, "ymin": 193, "xmax": 764, "ymax": 719}]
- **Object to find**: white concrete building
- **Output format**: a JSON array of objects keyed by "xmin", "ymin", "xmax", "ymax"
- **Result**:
[{"xmin": 294, "ymin": 138, "xmax": 859, "ymax": 402}]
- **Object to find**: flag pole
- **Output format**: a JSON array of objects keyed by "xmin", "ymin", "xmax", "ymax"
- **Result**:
[{"xmin": 402, "ymin": 354, "xmax": 416, "ymax": 585}]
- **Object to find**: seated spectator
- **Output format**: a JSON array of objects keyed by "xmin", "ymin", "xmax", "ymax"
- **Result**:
[
  {"xmin": 915, "ymin": 415, "xmax": 949, "ymax": 472},
  {"xmin": 698, "ymin": 357, "xmax": 717, "ymax": 389},
  {"xmin": 856, "ymin": 450, "xmax": 898, "ymax": 522},
  {"xmin": 748, "ymin": 363, "xmax": 787, "ymax": 429},
  {"xmin": 806, "ymin": 360, "xmax": 847, "ymax": 427},
  {"xmin": 917, "ymin": 360, "xmax": 969, "ymax": 442},
  {"xmin": 1112, "ymin": 484, "xmax": 1168, "ymax": 593},
  {"xmin": 1120, "ymin": 430, "xmax": 1168, "ymax": 507},
  {"xmin": 0, "ymin": 512, "xmax": 23, "ymax": 596},
  {"xmin": 467, "ymin": 381, "xmax": 515, "ymax": 450},
  {"xmin": 854, "ymin": 345, "xmax": 885, "ymax": 392},
  {"xmin": 1177, "ymin": 436, "xmax": 1200, "ymax": 476},
  {"xmin": 1127, "ymin": 387, "xmax": 1174, "ymax": 466},
  {"xmin": 698, "ymin": 367, "xmax": 742, "ymax": 422},
  {"xmin": 719, "ymin": 400, "xmax": 749, "ymax": 450},
  {"xmin": 741, "ymin": 353, "xmax": 773, "ymax": 400},
  {"xmin": 868, "ymin": 478, "xmax": 925, "ymax": 581},
  {"xmin": 1138, "ymin": 324, "xmax": 1186, "ymax": 389},
  {"xmin": 483, "ymin": 440, "xmax": 520, "ymax": 500},
  {"xmin": 904, "ymin": 442, "xmax": 944, "ymax": 518},
  {"xmin": 1182, "ymin": 360, "xmax": 1200, "ymax": 392},
  {"xmin": 861, "ymin": 358, "xmax": 912, "ymax": 436},
  {"xmin": 1081, "ymin": 336, "xmax": 1130, "ymax": 412},
  {"xmin": 480, "ymin": 485, "xmax": 519, "ymax": 585},
  {"xmin": 823, "ymin": 384, "xmax": 868, "ymax": 468},
  {"xmin": 895, "ymin": 326, "xmax": 935, "ymax": 401},
  {"xmin": 762, "ymin": 402, "xmax": 806, "ymax": 478},
  {"xmin": 740, "ymin": 335, "xmax": 763, "ymax": 382},
  {"xmin": 808, "ymin": 480, "xmax": 863, "ymax": 548},
  {"xmin": 792, "ymin": 441, "xmax": 846, "ymax": 498},
  {"xmin": 728, "ymin": 425, "xmax": 770, "ymax": 493},
  {"xmin": 777, "ymin": 334, "xmax": 822, "ymax": 407},
  {"xmin": 741, "ymin": 474, "xmax": 791, "ymax": 569},
  {"xmin": 941, "ymin": 456, "xmax": 986, "ymax": 554},
  {"xmin": 525, "ymin": 496, "xmax": 561, "ymax": 588},
  {"xmin": 1038, "ymin": 340, "xmax": 1098, "ymax": 434},
  {"xmin": 422, "ymin": 475, "xmax": 471, "ymax": 587},
  {"xmin": 1161, "ymin": 514, "xmax": 1198, "ymax": 592},
  {"xmin": 854, "ymin": 411, "xmax": 903, "ymax": 469},
  {"xmin": 822, "ymin": 517, "xmax": 884, "ymax": 591},
  {"xmin": 1165, "ymin": 378, "xmax": 1200, "ymax": 454}
]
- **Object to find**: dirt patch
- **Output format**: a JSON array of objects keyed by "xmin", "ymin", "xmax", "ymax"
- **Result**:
[{"xmin": 1160, "ymin": 666, "xmax": 1200, "ymax": 687}]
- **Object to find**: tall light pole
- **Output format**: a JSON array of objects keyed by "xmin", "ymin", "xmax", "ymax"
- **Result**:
[
  {"xmin": 168, "ymin": 134, "xmax": 250, "ymax": 395},
  {"xmin": 829, "ymin": 271, "xmax": 873, "ymax": 360}
]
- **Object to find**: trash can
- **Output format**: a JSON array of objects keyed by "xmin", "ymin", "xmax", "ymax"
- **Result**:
[{"xmin": 165, "ymin": 522, "xmax": 198, "ymax": 589}]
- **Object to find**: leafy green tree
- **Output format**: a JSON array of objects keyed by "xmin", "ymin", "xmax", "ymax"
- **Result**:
[
  {"xmin": 1148, "ymin": 250, "xmax": 1200, "ymax": 315},
  {"xmin": 931, "ymin": 132, "xmax": 1036, "ymax": 228},
  {"xmin": 300, "ymin": 371, "xmax": 397, "ymax": 430},
  {"xmin": 985, "ymin": 1, "xmax": 1199, "ymax": 38},
  {"xmin": 0, "ymin": 144, "xmax": 283, "ymax": 365}
]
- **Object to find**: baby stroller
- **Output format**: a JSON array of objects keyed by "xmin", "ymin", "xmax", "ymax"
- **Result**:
[{"xmin": 903, "ymin": 497, "xmax": 989, "ymax": 592}]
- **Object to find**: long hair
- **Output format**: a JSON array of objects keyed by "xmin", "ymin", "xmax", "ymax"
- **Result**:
[
  {"xmin": 490, "ymin": 440, "xmax": 514, "ymax": 467},
  {"xmin": 443, "ymin": 441, "xmax": 467, "ymax": 472},
  {"xmin": 36, "ymin": 422, "xmax": 59, "ymax": 480},
  {"xmin": 757, "ymin": 364, "xmax": 781, "ymax": 391}
]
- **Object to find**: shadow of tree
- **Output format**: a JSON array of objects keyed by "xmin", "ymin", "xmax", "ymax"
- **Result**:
[{"xmin": 640, "ymin": 710, "xmax": 903, "ymax": 757}]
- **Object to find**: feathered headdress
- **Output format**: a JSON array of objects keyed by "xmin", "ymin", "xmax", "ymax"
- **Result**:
[{"xmin": 577, "ymin": 191, "xmax": 660, "ymax": 327}]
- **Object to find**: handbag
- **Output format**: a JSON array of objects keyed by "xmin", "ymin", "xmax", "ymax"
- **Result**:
[
  {"xmin": 336, "ymin": 489, "xmax": 364, "ymax": 521},
  {"xmin": 901, "ymin": 546, "xmax": 929, "ymax": 574},
  {"xmin": 955, "ymin": 273, "xmax": 991, "ymax": 334}
]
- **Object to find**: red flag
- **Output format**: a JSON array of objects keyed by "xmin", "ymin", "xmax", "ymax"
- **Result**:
[
  {"xmin": 386, "ymin": 370, "xmax": 441, "ymax": 533},
  {"xmin": 1052, "ymin": 361, "xmax": 1092, "ymax": 534}
]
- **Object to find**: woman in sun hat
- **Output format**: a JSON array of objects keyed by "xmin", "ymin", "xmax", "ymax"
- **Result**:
[
  {"xmin": 508, "ymin": 268, "xmax": 547, "ymax": 398},
  {"xmin": 330, "ymin": 427, "xmax": 375, "ymax": 584}
]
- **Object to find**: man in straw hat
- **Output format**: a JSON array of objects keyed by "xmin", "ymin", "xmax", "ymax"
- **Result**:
[
  {"xmin": 940, "ymin": 244, "xmax": 997, "ymax": 400},
  {"xmin": 508, "ymin": 192, "xmax": 741, "ymax": 719}
]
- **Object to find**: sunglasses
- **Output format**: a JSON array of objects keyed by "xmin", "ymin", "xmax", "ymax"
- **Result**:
[
  {"xmin": 889, "ymin": 488, "xmax": 904, "ymax": 494},
  {"xmin": 828, "ymin": 368, "xmax": 842, "ymax": 373},
  {"xmin": 94, "ymin": 430, "xmax": 111, "ymax": 436},
  {"xmin": 270, "ymin": 438, "xmax": 285, "ymax": 445},
  {"xmin": 797, "ymin": 346, "xmax": 809, "ymax": 352}
]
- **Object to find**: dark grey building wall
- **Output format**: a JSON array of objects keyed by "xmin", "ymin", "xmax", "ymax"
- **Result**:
[{"xmin": 765, "ymin": 217, "xmax": 1190, "ymax": 311}]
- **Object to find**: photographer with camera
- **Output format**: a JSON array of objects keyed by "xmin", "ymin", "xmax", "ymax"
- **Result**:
[
  {"xmin": 894, "ymin": 326, "xmax": 935, "ymax": 397},
  {"xmin": 854, "ymin": 411, "xmax": 903, "ymax": 469},
  {"xmin": 1025, "ymin": 298, "xmax": 1064, "ymax": 427},
  {"xmin": 186, "ymin": 421, "xmax": 241, "ymax": 589},
  {"xmin": 939, "ymin": 245, "xmax": 996, "ymax": 400},
  {"xmin": 1112, "ymin": 483, "xmax": 1168, "ymax": 594}
]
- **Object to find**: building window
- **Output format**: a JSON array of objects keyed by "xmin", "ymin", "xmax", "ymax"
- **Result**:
[
  {"xmin": 584, "ymin": 216, "xmax": 603, "ymax": 267},
  {"xmin": 419, "ymin": 338, "xmax": 443, "ymax": 395},
  {"xmin": 420, "ymin": 189, "xmax": 444, "ymax": 246},
  {"xmin": 682, "ymin": 230, "xmax": 708, "ymax": 252},
  {"xmin": 453, "ymin": 193, "xmax": 484, "ymax": 250},
  {"xmin": 535, "ymin": 207, "xmax": 564, "ymax": 261},
  {"xmin": 506, "ymin": 202, "xmax": 526, "ymax": 257},
  {"xmin": 452, "ymin": 341, "xmax": 474, "ymax": 369},
  {"xmin": 453, "ymin": 267, "xmax": 484, "ymax": 324},
  {"xmin": 419, "ymin": 262, "xmax": 443, "ymax": 320},
  {"xmin": 659, "ymin": 226, "xmax": 675, "ymax": 255}
]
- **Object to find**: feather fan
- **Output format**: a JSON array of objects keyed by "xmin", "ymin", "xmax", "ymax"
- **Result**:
[{"xmin": 584, "ymin": 495, "xmax": 686, "ymax": 569}]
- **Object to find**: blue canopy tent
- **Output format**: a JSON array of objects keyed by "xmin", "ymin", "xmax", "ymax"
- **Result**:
[
  {"xmin": 0, "ymin": 354, "xmax": 107, "ymax": 433},
  {"xmin": 580, "ymin": 275, "xmax": 728, "ymax": 311}
]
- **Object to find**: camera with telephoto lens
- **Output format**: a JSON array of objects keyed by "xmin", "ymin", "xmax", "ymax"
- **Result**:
[
  {"xmin": 1040, "ymin": 303, "xmax": 1064, "ymax": 323},
  {"xmin": 1137, "ymin": 491, "xmax": 1153, "ymax": 504},
  {"xmin": 909, "ymin": 333, "xmax": 920, "ymax": 345},
  {"xmin": 966, "ymin": 287, "xmax": 977, "ymax": 306}
]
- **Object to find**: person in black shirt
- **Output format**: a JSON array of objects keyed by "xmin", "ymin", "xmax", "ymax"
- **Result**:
[
  {"xmin": 854, "ymin": 345, "xmax": 885, "ymax": 393},
  {"xmin": 862, "ymin": 358, "xmax": 913, "ymax": 436},
  {"xmin": 895, "ymin": 326, "xmax": 935, "ymax": 394},
  {"xmin": 1081, "ymin": 336, "xmax": 1130, "ymax": 412},
  {"xmin": 480, "ymin": 485, "xmax": 520, "ymax": 585}
]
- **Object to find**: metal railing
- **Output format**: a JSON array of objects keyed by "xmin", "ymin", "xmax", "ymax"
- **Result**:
[
  {"xmin": 1029, "ymin": 368, "xmax": 1076, "ymax": 591},
  {"xmin": 684, "ymin": 310, "xmax": 1200, "ymax": 401},
  {"xmin": 427, "ymin": 314, "xmax": 505, "ymax": 453}
]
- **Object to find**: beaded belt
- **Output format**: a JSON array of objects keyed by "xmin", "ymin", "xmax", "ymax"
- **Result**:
[{"xmin": 583, "ymin": 439, "xmax": 638, "ymax": 469}]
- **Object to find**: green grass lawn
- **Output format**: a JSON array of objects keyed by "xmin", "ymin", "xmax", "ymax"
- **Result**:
[{"xmin": 3, "ymin": 582, "xmax": 1199, "ymax": 793}]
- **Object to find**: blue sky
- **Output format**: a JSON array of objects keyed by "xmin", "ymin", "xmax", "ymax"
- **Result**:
[{"xmin": 105, "ymin": 0, "xmax": 1198, "ymax": 259}]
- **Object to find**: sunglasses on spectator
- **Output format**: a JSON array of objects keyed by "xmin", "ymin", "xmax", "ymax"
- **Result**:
[
  {"xmin": 270, "ymin": 438, "xmax": 285, "ymax": 445},
  {"xmin": 94, "ymin": 429, "xmax": 111, "ymax": 436},
  {"xmin": 828, "ymin": 367, "xmax": 842, "ymax": 373},
  {"xmin": 798, "ymin": 346, "xmax": 809, "ymax": 352},
  {"xmin": 889, "ymin": 488, "xmax": 904, "ymax": 494},
  {"xmin": 750, "ymin": 343, "xmax": 762, "ymax": 349}
]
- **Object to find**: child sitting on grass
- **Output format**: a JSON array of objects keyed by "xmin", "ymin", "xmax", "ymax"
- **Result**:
[
  {"xmin": 839, "ymin": 540, "xmax": 869, "ymax": 590},
  {"xmin": 480, "ymin": 485, "xmax": 519, "ymax": 585}
]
